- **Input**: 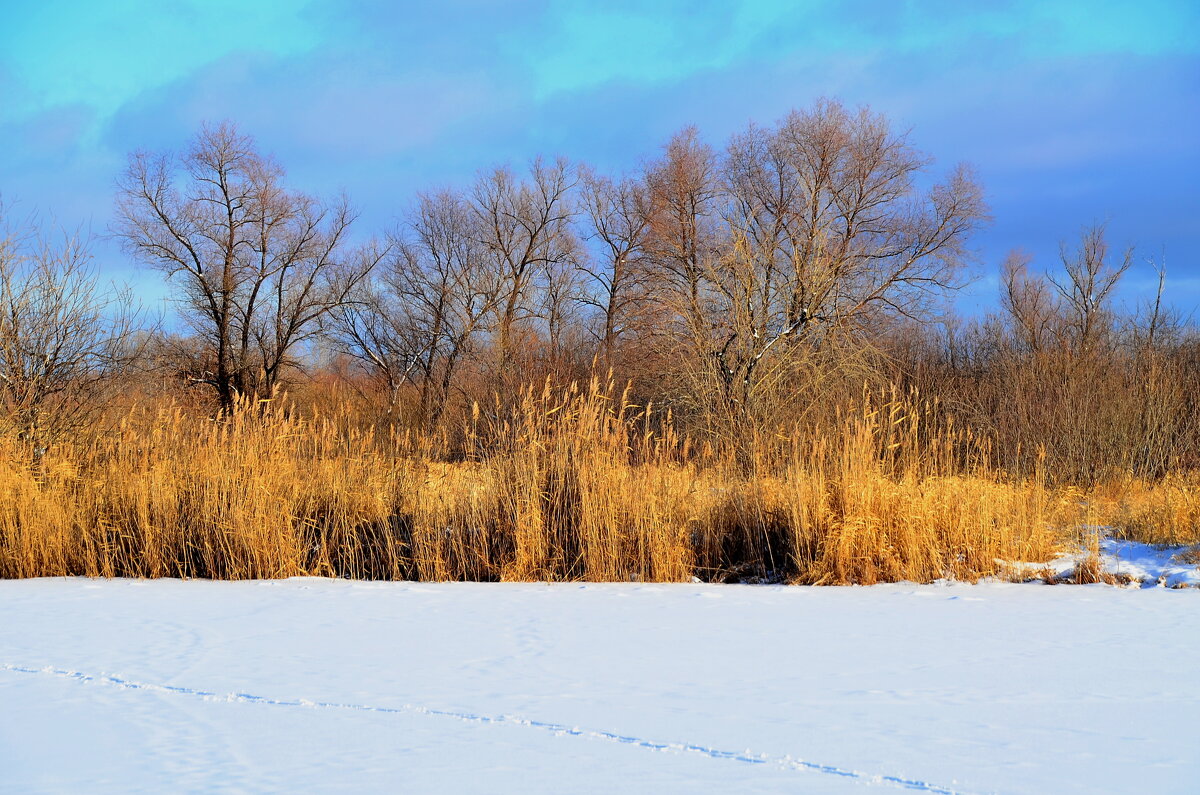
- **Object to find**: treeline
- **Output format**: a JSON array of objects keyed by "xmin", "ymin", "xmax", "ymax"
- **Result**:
[{"xmin": 1, "ymin": 98, "xmax": 1196, "ymax": 483}]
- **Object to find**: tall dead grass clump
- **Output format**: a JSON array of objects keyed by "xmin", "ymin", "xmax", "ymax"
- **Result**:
[
  {"xmin": 0, "ymin": 382, "xmax": 1186, "ymax": 584},
  {"xmin": 1107, "ymin": 473, "xmax": 1200, "ymax": 546},
  {"xmin": 765, "ymin": 395, "xmax": 1067, "ymax": 584}
]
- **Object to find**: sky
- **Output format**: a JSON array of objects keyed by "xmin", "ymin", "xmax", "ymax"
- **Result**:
[{"xmin": 1, "ymin": 0, "xmax": 1197, "ymax": 315}]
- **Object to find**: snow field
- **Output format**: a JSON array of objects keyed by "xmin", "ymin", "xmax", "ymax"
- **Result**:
[{"xmin": 2, "ymin": 578, "xmax": 1198, "ymax": 793}]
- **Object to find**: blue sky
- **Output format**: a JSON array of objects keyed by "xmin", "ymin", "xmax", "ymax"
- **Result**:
[{"xmin": 2, "ymin": 0, "xmax": 1197, "ymax": 314}]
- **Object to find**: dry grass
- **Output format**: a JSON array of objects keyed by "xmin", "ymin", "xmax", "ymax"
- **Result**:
[
  {"xmin": 0, "ymin": 380, "xmax": 1191, "ymax": 584},
  {"xmin": 1103, "ymin": 473, "xmax": 1200, "ymax": 547}
]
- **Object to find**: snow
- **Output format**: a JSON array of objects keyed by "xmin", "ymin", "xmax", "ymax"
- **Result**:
[
  {"xmin": 2, "ymin": 578, "xmax": 1198, "ymax": 794},
  {"xmin": 1007, "ymin": 538, "xmax": 1200, "ymax": 587}
]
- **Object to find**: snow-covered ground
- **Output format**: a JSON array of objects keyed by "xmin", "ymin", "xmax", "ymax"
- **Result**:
[
  {"xmin": 1018, "ymin": 538, "xmax": 1200, "ymax": 587},
  {"xmin": 2, "ymin": 578, "xmax": 1197, "ymax": 794}
]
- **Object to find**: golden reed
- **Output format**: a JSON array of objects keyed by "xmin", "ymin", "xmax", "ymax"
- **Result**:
[{"xmin": 0, "ymin": 380, "xmax": 1194, "ymax": 583}]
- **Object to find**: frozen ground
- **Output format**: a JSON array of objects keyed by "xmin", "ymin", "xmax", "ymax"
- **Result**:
[
  {"xmin": 2, "ymin": 578, "xmax": 1197, "ymax": 794},
  {"xmin": 1023, "ymin": 537, "xmax": 1200, "ymax": 587}
]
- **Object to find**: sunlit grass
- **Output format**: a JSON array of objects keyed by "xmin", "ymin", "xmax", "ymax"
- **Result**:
[{"xmin": 0, "ymin": 380, "xmax": 1192, "ymax": 584}]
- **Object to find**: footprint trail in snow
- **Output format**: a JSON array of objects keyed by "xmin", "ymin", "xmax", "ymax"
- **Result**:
[{"xmin": 2, "ymin": 662, "xmax": 983, "ymax": 795}]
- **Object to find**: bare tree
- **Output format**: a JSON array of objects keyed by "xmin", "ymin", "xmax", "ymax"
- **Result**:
[
  {"xmin": 538, "ymin": 254, "xmax": 587, "ymax": 369},
  {"xmin": 644, "ymin": 127, "xmax": 722, "ymax": 346},
  {"xmin": 115, "ymin": 122, "xmax": 380, "ymax": 411},
  {"xmin": 471, "ymin": 158, "xmax": 578, "ymax": 371},
  {"xmin": 0, "ymin": 206, "xmax": 143, "ymax": 458},
  {"xmin": 1049, "ymin": 223, "xmax": 1132, "ymax": 353},
  {"xmin": 1000, "ymin": 249, "xmax": 1058, "ymax": 354},
  {"xmin": 318, "ymin": 259, "xmax": 422, "ymax": 415},
  {"xmin": 730, "ymin": 100, "xmax": 986, "ymax": 339},
  {"xmin": 578, "ymin": 167, "xmax": 654, "ymax": 361},
  {"xmin": 644, "ymin": 101, "xmax": 987, "ymax": 428},
  {"xmin": 325, "ymin": 190, "xmax": 498, "ymax": 425}
]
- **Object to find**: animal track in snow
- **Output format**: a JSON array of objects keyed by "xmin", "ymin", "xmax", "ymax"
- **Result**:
[{"xmin": 2, "ymin": 662, "xmax": 986, "ymax": 795}]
